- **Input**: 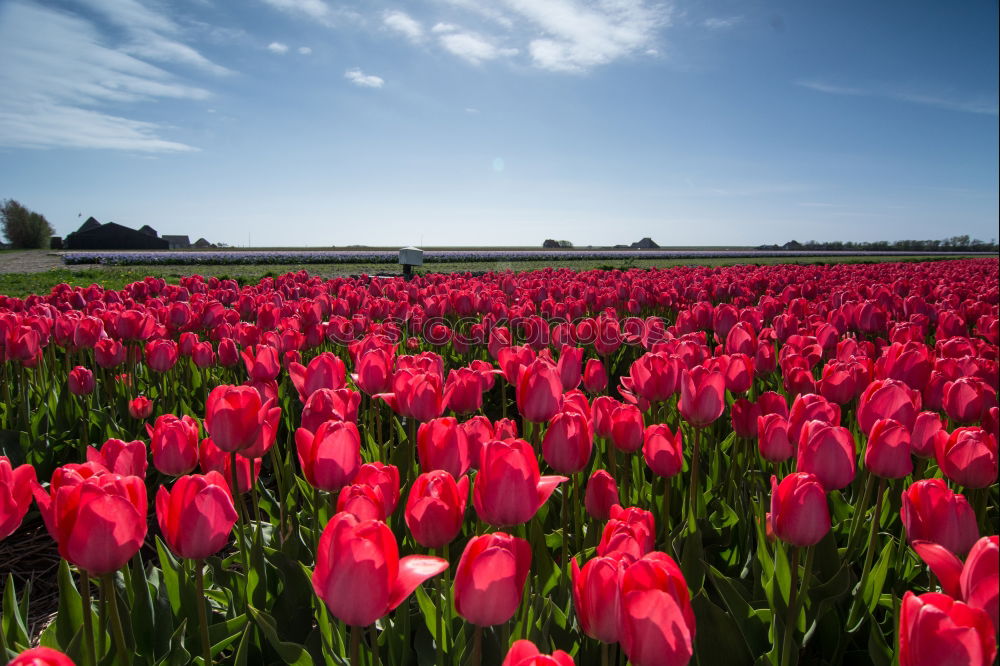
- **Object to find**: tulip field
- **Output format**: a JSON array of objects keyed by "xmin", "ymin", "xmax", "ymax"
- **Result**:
[{"xmin": 0, "ymin": 258, "xmax": 998, "ymax": 666}]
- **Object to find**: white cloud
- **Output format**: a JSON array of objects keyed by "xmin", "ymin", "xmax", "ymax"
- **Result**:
[
  {"xmin": 267, "ymin": 41, "xmax": 289, "ymax": 53},
  {"xmin": 345, "ymin": 68, "xmax": 385, "ymax": 88},
  {"xmin": 505, "ymin": 0, "xmax": 668, "ymax": 72},
  {"xmin": 432, "ymin": 22, "xmax": 459, "ymax": 33},
  {"xmin": 383, "ymin": 10, "xmax": 423, "ymax": 42},
  {"xmin": 298, "ymin": 46, "xmax": 312, "ymax": 55},
  {"xmin": 259, "ymin": 0, "xmax": 335, "ymax": 24},
  {"xmin": 703, "ymin": 16, "xmax": 741, "ymax": 30},
  {"xmin": 439, "ymin": 31, "xmax": 518, "ymax": 64},
  {"xmin": 796, "ymin": 79, "xmax": 999, "ymax": 116},
  {"xmin": 76, "ymin": 0, "xmax": 231, "ymax": 75},
  {"xmin": 0, "ymin": 1, "xmax": 210, "ymax": 152}
]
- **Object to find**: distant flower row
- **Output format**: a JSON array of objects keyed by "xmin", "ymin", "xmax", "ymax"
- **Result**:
[{"xmin": 61, "ymin": 248, "xmax": 972, "ymax": 266}]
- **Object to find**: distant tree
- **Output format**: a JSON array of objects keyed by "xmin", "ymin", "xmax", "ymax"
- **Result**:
[{"xmin": 1, "ymin": 199, "xmax": 54, "ymax": 249}]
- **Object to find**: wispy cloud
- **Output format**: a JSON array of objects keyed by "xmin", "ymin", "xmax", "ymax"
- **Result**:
[
  {"xmin": 0, "ymin": 1, "xmax": 215, "ymax": 152},
  {"xmin": 796, "ymin": 79, "xmax": 999, "ymax": 116},
  {"xmin": 267, "ymin": 41, "xmax": 289, "ymax": 53},
  {"xmin": 298, "ymin": 46, "xmax": 312, "ymax": 55},
  {"xmin": 438, "ymin": 30, "xmax": 518, "ymax": 64},
  {"xmin": 258, "ymin": 0, "xmax": 336, "ymax": 25},
  {"xmin": 703, "ymin": 16, "xmax": 741, "ymax": 30},
  {"xmin": 344, "ymin": 68, "xmax": 385, "ymax": 88},
  {"xmin": 383, "ymin": 10, "xmax": 423, "ymax": 42}
]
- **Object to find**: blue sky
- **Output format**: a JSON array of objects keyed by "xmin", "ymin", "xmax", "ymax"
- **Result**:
[{"xmin": 0, "ymin": 0, "xmax": 996, "ymax": 247}]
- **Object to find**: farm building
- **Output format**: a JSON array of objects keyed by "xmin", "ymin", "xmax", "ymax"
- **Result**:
[{"xmin": 65, "ymin": 218, "xmax": 169, "ymax": 250}]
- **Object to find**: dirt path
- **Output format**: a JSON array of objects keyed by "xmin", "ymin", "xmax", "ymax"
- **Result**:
[{"xmin": 0, "ymin": 250, "xmax": 87, "ymax": 274}]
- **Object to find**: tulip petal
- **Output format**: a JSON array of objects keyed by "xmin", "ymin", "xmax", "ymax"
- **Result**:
[
  {"xmin": 536, "ymin": 475, "xmax": 568, "ymax": 509},
  {"xmin": 913, "ymin": 541, "xmax": 964, "ymax": 598},
  {"xmin": 387, "ymin": 555, "xmax": 449, "ymax": 613}
]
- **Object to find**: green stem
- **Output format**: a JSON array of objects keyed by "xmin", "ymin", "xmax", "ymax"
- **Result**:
[
  {"xmin": 561, "ymin": 486, "xmax": 570, "ymax": 576},
  {"xmin": 780, "ymin": 548, "xmax": 801, "ymax": 666},
  {"xmin": 230, "ymin": 453, "xmax": 251, "ymax": 606},
  {"xmin": 370, "ymin": 624, "xmax": 380, "ymax": 666},
  {"xmin": 350, "ymin": 625, "xmax": 362, "ymax": 666},
  {"xmin": 662, "ymin": 475, "xmax": 671, "ymax": 545},
  {"xmin": 81, "ymin": 571, "xmax": 97, "ymax": 666},
  {"xmin": 196, "ymin": 561, "xmax": 212, "ymax": 666},
  {"xmin": 469, "ymin": 626, "xmax": 483, "ymax": 666},
  {"xmin": 845, "ymin": 471, "xmax": 875, "ymax": 557},
  {"xmin": 688, "ymin": 427, "xmax": 701, "ymax": 534},
  {"xmin": 103, "ymin": 574, "xmax": 130, "ymax": 666},
  {"xmin": 849, "ymin": 477, "xmax": 887, "ymax": 627},
  {"xmin": 435, "ymin": 548, "xmax": 444, "ymax": 666}
]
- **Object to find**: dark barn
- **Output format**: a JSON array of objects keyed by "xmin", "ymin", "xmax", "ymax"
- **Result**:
[{"xmin": 65, "ymin": 220, "xmax": 169, "ymax": 250}]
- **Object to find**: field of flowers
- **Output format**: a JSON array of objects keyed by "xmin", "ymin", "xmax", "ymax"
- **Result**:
[
  {"xmin": 0, "ymin": 259, "xmax": 997, "ymax": 666},
  {"xmin": 59, "ymin": 249, "xmax": 975, "ymax": 267}
]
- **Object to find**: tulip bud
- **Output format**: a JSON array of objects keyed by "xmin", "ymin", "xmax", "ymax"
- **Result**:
[
  {"xmin": 597, "ymin": 505, "xmax": 655, "ymax": 559},
  {"xmin": 8, "ymin": 647, "xmax": 76, "ymax": 666},
  {"xmin": 768, "ymin": 473, "xmax": 830, "ymax": 547},
  {"xmin": 865, "ymin": 418, "xmax": 913, "ymax": 479},
  {"xmin": 610, "ymin": 404, "xmax": 644, "ymax": 453},
  {"xmin": 757, "ymin": 414, "xmax": 793, "ymax": 463},
  {"xmin": 405, "ymin": 470, "xmax": 469, "ymax": 548},
  {"xmin": 542, "ymin": 408, "xmax": 594, "ymax": 474},
  {"xmin": 679, "ymin": 367, "xmax": 725, "ymax": 427},
  {"xmin": 572, "ymin": 553, "xmax": 631, "ymax": 643},
  {"xmin": 642, "ymin": 424, "xmax": 683, "ymax": 479},
  {"xmin": 796, "ymin": 422, "xmax": 856, "ymax": 491},
  {"xmin": 935, "ymin": 427, "xmax": 998, "ymax": 489},
  {"xmin": 517, "ymin": 359, "xmax": 563, "ymax": 422},
  {"xmin": 147, "ymin": 414, "xmax": 200, "ymax": 476},
  {"xmin": 417, "ymin": 417, "xmax": 471, "ymax": 479},
  {"xmin": 85, "ymin": 438, "xmax": 147, "ymax": 478},
  {"xmin": 502, "ymin": 640, "xmax": 575, "ymax": 666},
  {"xmin": 584, "ymin": 469, "xmax": 619, "ymax": 521},
  {"xmin": 454, "ymin": 532, "xmax": 531, "ymax": 626},
  {"xmin": 582, "ymin": 358, "xmax": 608, "ymax": 393},
  {"xmin": 156, "ymin": 471, "xmax": 238, "ymax": 559},
  {"xmin": 473, "ymin": 439, "xmax": 566, "ymax": 526},
  {"xmin": 295, "ymin": 421, "xmax": 362, "ymax": 493},
  {"xmin": 128, "ymin": 395, "xmax": 153, "ymax": 420},
  {"xmin": 199, "ymin": 437, "xmax": 260, "ymax": 495},
  {"xmin": 145, "ymin": 339, "xmax": 179, "ymax": 373},
  {"xmin": 620, "ymin": 552, "xmax": 697, "ymax": 666},
  {"xmin": 68, "ymin": 366, "xmax": 95, "ymax": 396},
  {"xmin": 901, "ymin": 479, "xmax": 978, "ymax": 556},
  {"xmin": 910, "ymin": 411, "xmax": 947, "ymax": 459}
]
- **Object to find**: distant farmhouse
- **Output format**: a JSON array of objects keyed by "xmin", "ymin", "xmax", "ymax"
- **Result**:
[{"xmin": 65, "ymin": 217, "xmax": 213, "ymax": 250}]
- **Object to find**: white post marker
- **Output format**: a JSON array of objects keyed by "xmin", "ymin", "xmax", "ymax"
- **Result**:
[{"xmin": 399, "ymin": 246, "xmax": 424, "ymax": 280}]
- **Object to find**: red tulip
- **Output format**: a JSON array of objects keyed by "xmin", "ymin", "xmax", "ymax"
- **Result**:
[
  {"xmin": 289, "ymin": 352, "xmax": 346, "ymax": 403},
  {"xmin": 392, "ymin": 370, "xmax": 446, "ymax": 422},
  {"xmin": 353, "ymin": 348, "xmax": 394, "ymax": 395},
  {"xmin": 731, "ymin": 398, "xmax": 761, "ymax": 439},
  {"xmin": 474, "ymin": 439, "xmax": 566, "ymax": 526},
  {"xmin": 417, "ymin": 417, "xmax": 471, "ymax": 479},
  {"xmin": 582, "ymin": 358, "xmax": 608, "ymax": 393},
  {"xmin": 962, "ymin": 536, "xmax": 999, "ymax": 635},
  {"xmin": 156, "ymin": 471, "xmax": 238, "ymax": 559},
  {"xmin": 454, "ymin": 532, "xmax": 531, "ymax": 626},
  {"xmin": 935, "ymin": 427, "xmax": 998, "ymax": 489},
  {"xmin": 858, "ymin": 378, "xmax": 921, "ymax": 436},
  {"xmin": 590, "ymin": 395, "xmax": 618, "ymax": 439},
  {"xmin": 787, "ymin": 393, "xmax": 841, "ymax": 446},
  {"xmin": 295, "ymin": 421, "xmax": 362, "ymax": 493},
  {"xmin": 584, "ymin": 469, "xmax": 619, "ymax": 521},
  {"xmin": 0, "ymin": 456, "xmax": 36, "ymax": 540},
  {"xmin": 336, "ymin": 483, "xmax": 387, "ymax": 521},
  {"xmin": 86, "ymin": 438, "xmax": 147, "ymax": 478},
  {"xmin": 865, "ymin": 418, "xmax": 913, "ymax": 479},
  {"xmin": 899, "ymin": 592, "xmax": 996, "ymax": 666},
  {"xmin": 517, "ymin": 359, "xmax": 563, "ymax": 423},
  {"xmin": 128, "ymin": 396, "xmax": 153, "ymax": 420},
  {"xmin": 768, "ymin": 473, "xmax": 830, "ymax": 547},
  {"xmin": 620, "ymin": 552, "xmax": 697, "ymax": 666},
  {"xmin": 94, "ymin": 338, "xmax": 125, "ymax": 368},
  {"xmin": 145, "ymin": 339, "xmax": 178, "ymax": 373},
  {"xmin": 679, "ymin": 366, "xmax": 725, "ymax": 427},
  {"xmin": 572, "ymin": 553, "xmax": 631, "ymax": 643},
  {"xmin": 597, "ymin": 505, "xmax": 655, "ymax": 559},
  {"xmin": 300, "ymin": 388, "xmax": 360, "ymax": 432},
  {"xmin": 757, "ymin": 414, "xmax": 793, "ymax": 463},
  {"xmin": 943, "ymin": 377, "xmax": 991, "ymax": 425},
  {"xmin": 218, "ymin": 338, "xmax": 239, "ymax": 367},
  {"xmin": 204, "ymin": 385, "xmax": 271, "ymax": 453},
  {"xmin": 240, "ymin": 344, "xmax": 280, "ymax": 381},
  {"xmin": 498, "ymin": 345, "xmax": 536, "ymax": 384},
  {"xmin": 610, "ymin": 404, "xmax": 644, "ymax": 453},
  {"xmin": 443, "ymin": 367, "xmax": 486, "ymax": 414},
  {"xmin": 642, "ymin": 424, "xmax": 683, "ymax": 479},
  {"xmin": 33, "ymin": 473, "xmax": 147, "ymax": 575},
  {"xmin": 313, "ymin": 512, "xmax": 447, "ymax": 626},
  {"xmin": 723, "ymin": 354, "xmax": 754, "ymax": 394},
  {"xmin": 405, "ymin": 470, "xmax": 469, "ymax": 548},
  {"xmin": 68, "ymin": 366, "xmax": 95, "ymax": 396},
  {"xmin": 796, "ymin": 422, "xmax": 856, "ymax": 491},
  {"xmin": 911, "ymin": 411, "xmax": 947, "ymax": 459},
  {"xmin": 8, "ymin": 647, "xmax": 76, "ymax": 666},
  {"xmin": 758, "ymin": 391, "xmax": 789, "ymax": 419},
  {"xmin": 542, "ymin": 408, "xmax": 594, "ymax": 474},
  {"xmin": 354, "ymin": 462, "xmax": 401, "ymax": 516},
  {"xmin": 460, "ymin": 415, "xmax": 494, "ymax": 469},
  {"xmin": 199, "ymin": 437, "xmax": 261, "ymax": 495},
  {"xmin": 147, "ymin": 414, "xmax": 200, "ymax": 476},
  {"xmin": 556, "ymin": 344, "xmax": 584, "ymax": 391},
  {"xmin": 626, "ymin": 352, "xmax": 679, "ymax": 403},
  {"xmin": 502, "ymin": 640, "xmax": 575, "ymax": 666},
  {"xmin": 901, "ymin": 479, "xmax": 979, "ymax": 556}
]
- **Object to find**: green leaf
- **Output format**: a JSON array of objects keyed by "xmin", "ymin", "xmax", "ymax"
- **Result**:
[
  {"xmin": 862, "ymin": 538, "xmax": 896, "ymax": 614},
  {"xmin": 705, "ymin": 563, "xmax": 770, "ymax": 656},
  {"xmin": 249, "ymin": 606, "xmax": 314, "ymax": 665},
  {"xmin": 3, "ymin": 573, "xmax": 31, "ymax": 650},
  {"xmin": 680, "ymin": 528, "xmax": 705, "ymax": 594},
  {"xmin": 692, "ymin": 593, "xmax": 754, "ymax": 666},
  {"xmin": 130, "ymin": 553, "xmax": 156, "ymax": 660},
  {"xmin": 154, "ymin": 619, "xmax": 190, "ymax": 666}
]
